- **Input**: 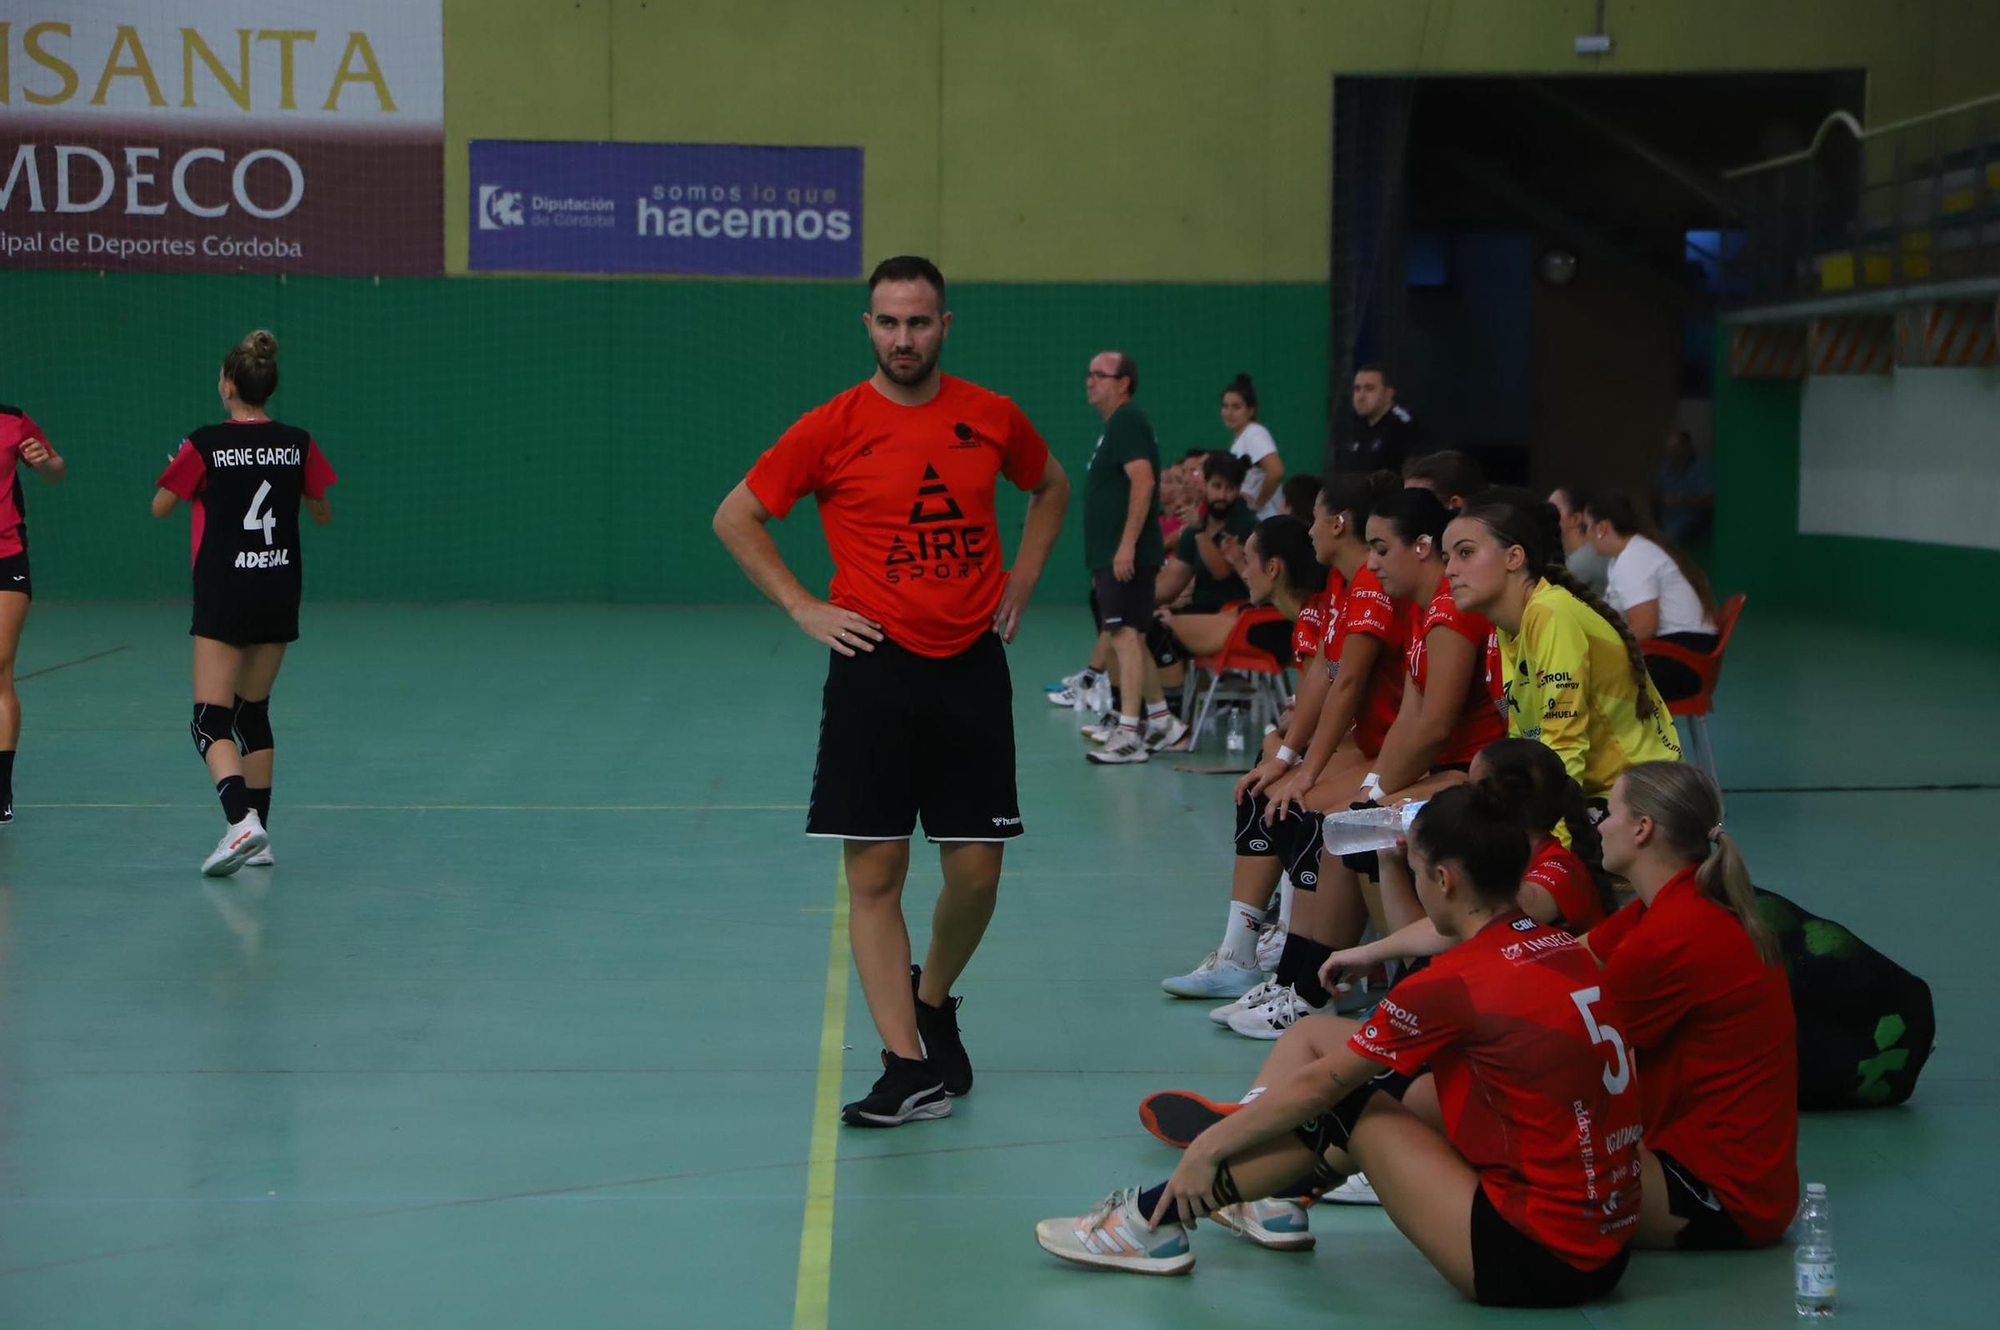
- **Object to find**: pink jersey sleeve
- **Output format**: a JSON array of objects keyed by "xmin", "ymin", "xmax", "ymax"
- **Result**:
[
  {"xmin": 303, "ymin": 438, "xmax": 338, "ymax": 499},
  {"xmin": 157, "ymin": 441, "xmax": 207, "ymax": 500},
  {"xmin": 1000, "ymin": 398, "xmax": 1051, "ymax": 491},
  {"xmin": 744, "ymin": 406, "xmax": 832, "ymax": 520}
]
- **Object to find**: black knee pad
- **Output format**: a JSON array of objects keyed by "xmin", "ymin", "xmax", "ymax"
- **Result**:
[
  {"xmin": 1338, "ymin": 801, "xmax": 1382, "ymax": 876},
  {"xmin": 1293, "ymin": 1081, "xmax": 1381, "ymax": 1177},
  {"xmin": 1144, "ymin": 618, "xmax": 1183, "ymax": 668},
  {"xmin": 191, "ymin": 702, "xmax": 236, "ymax": 758},
  {"xmin": 232, "ymin": 695, "xmax": 273, "ymax": 754},
  {"xmin": 1234, "ymin": 792, "xmax": 1277, "ymax": 857},
  {"xmin": 1278, "ymin": 811, "xmax": 1325, "ymax": 891}
]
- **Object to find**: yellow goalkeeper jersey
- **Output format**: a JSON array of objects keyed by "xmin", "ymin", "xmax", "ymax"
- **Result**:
[{"xmin": 1497, "ymin": 579, "xmax": 1682, "ymax": 798}]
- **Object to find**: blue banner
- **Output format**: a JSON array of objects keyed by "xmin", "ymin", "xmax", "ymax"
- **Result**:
[{"xmin": 468, "ymin": 140, "xmax": 861, "ymax": 277}]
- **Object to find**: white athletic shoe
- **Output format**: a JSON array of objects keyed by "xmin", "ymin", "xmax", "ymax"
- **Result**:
[
  {"xmin": 245, "ymin": 843, "xmax": 275, "ymax": 868},
  {"xmin": 1212, "ymin": 1197, "xmax": 1315, "ymax": 1250},
  {"xmin": 1145, "ymin": 714, "xmax": 1190, "ymax": 751},
  {"xmin": 202, "ymin": 813, "xmax": 268, "ymax": 878},
  {"xmin": 1324, "ymin": 1172, "xmax": 1381, "ymax": 1206},
  {"xmin": 1083, "ymin": 674, "xmax": 1115, "ymax": 716},
  {"xmin": 1046, "ymin": 670, "xmax": 1094, "ymax": 707},
  {"xmin": 1082, "ymin": 713, "xmax": 1119, "ymax": 743},
  {"xmin": 1210, "ymin": 978, "xmax": 1284, "ymax": 1026},
  {"xmin": 1161, "ymin": 951, "xmax": 1263, "ymax": 999},
  {"xmin": 1255, "ymin": 924, "xmax": 1285, "ymax": 973},
  {"xmin": 1035, "ymin": 1189, "xmax": 1194, "ymax": 1276},
  {"xmin": 1226, "ymin": 984, "xmax": 1325, "ymax": 1040},
  {"xmin": 1087, "ymin": 728, "xmax": 1149, "ymax": 764}
]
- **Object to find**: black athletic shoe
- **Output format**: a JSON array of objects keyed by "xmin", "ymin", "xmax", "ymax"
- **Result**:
[
  {"xmin": 841, "ymin": 1051, "xmax": 951, "ymax": 1128},
  {"xmin": 911, "ymin": 965, "xmax": 972, "ymax": 1096}
]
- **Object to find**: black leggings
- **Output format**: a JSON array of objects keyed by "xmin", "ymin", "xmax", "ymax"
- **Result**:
[{"xmin": 1645, "ymin": 631, "xmax": 1718, "ymax": 702}]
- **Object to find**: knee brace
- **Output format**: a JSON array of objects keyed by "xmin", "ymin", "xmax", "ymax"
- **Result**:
[
  {"xmin": 1293, "ymin": 1081, "xmax": 1382, "ymax": 1179},
  {"xmin": 1277, "ymin": 811, "xmax": 1326, "ymax": 891},
  {"xmin": 191, "ymin": 702, "xmax": 236, "ymax": 758},
  {"xmin": 1338, "ymin": 800, "xmax": 1382, "ymax": 877},
  {"xmin": 232, "ymin": 695, "xmax": 273, "ymax": 754},
  {"xmin": 1234, "ymin": 791, "xmax": 1278, "ymax": 857}
]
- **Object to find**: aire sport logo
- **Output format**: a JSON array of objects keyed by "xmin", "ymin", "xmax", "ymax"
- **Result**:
[
  {"xmin": 477, "ymin": 185, "xmax": 526, "ymax": 230},
  {"xmin": 884, "ymin": 464, "xmax": 992, "ymax": 586}
]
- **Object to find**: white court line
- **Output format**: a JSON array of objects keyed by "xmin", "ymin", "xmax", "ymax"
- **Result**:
[{"xmin": 18, "ymin": 802, "xmax": 808, "ymax": 812}]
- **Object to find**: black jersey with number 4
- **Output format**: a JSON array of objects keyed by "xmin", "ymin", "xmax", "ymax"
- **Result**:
[{"xmin": 157, "ymin": 420, "xmax": 336, "ymax": 644}]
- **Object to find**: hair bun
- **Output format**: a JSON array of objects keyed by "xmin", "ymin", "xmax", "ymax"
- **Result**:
[
  {"xmin": 1232, "ymin": 372, "xmax": 1254, "ymax": 388},
  {"xmin": 244, "ymin": 329, "xmax": 278, "ymax": 362}
]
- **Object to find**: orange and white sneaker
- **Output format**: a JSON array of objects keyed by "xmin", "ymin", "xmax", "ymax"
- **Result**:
[
  {"xmin": 1138, "ymin": 1089, "xmax": 1239, "ymax": 1149},
  {"xmin": 1035, "ymin": 1189, "xmax": 1194, "ymax": 1275},
  {"xmin": 202, "ymin": 813, "xmax": 267, "ymax": 877},
  {"xmin": 1212, "ymin": 1197, "xmax": 1315, "ymax": 1250}
]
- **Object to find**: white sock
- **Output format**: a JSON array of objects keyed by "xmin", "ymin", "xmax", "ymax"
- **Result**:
[
  {"xmin": 1219, "ymin": 901, "xmax": 1263, "ymax": 966},
  {"xmin": 1277, "ymin": 872, "xmax": 1295, "ymax": 931},
  {"xmin": 1240, "ymin": 1085, "xmax": 1267, "ymax": 1105},
  {"xmin": 1145, "ymin": 699, "xmax": 1170, "ymax": 721},
  {"xmin": 1119, "ymin": 713, "xmax": 1141, "ymax": 732},
  {"xmin": 1081, "ymin": 667, "xmax": 1103, "ymax": 684}
]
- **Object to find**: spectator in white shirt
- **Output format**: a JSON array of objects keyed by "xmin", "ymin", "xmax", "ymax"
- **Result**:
[
  {"xmin": 1222, "ymin": 373, "xmax": 1285, "ymax": 518},
  {"xmin": 1586, "ymin": 491, "xmax": 1719, "ymax": 702}
]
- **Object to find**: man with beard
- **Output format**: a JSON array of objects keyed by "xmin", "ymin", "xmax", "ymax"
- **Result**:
[{"xmin": 713, "ymin": 255, "xmax": 1070, "ymax": 1128}]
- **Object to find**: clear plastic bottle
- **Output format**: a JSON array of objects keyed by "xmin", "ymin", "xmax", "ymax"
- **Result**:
[
  {"xmin": 1319, "ymin": 801, "xmax": 1428, "ymax": 855},
  {"xmin": 1793, "ymin": 1183, "xmax": 1837, "ymax": 1318},
  {"xmin": 1225, "ymin": 707, "xmax": 1246, "ymax": 756}
]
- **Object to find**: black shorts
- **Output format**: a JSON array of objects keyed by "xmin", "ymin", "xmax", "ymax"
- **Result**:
[
  {"xmin": 1645, "ymin": 631, "xmax": 1719, "ymax": 702},
  {"xmin": 191, "ymin": 592, "xmax": 299, "ymax": 646},
  {"xmin": 1470, "ymin": 1183, "xmax": 1630, "ymax": 1308},
  {"xmin": 806, "ymin": 631, "xmax": 1022, "ymax": 843},
  {"xmin": 1090, "ymin": 566, "xmax": 1157, "ymax": 632},
  {"xmin": 1652, "ymin": 1149, "xmax": 1751, "ymax": 1251},
  {"xmin": 0, "ymin": 549, "xmax": 29, "ymax": 599}
]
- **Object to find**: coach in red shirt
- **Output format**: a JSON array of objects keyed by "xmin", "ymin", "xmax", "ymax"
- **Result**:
[{"xmin": 714, "ymin": 255, "xmax": 1069, "ymax": 1129}]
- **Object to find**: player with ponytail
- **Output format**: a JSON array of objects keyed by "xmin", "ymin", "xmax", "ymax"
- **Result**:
[
  {"xmin": 1587, "ymin": 761, "xmax": 1797, "ymax": 1251},
  {"xmin": 1442, "ymin": 495, "xmax": 1680, "ymax": 804}
]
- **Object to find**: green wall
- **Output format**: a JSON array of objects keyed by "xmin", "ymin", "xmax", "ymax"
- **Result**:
[
  {"xmin": 0, "ymin": 272, "xmax": 1323, "ymax": 603},
  {"xmin": 1712, "ymin": 342, "xmax": 2000, "ymax": 647}
]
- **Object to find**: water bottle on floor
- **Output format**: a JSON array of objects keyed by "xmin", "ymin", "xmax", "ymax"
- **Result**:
[
  {"xmin": 1225, "ymin": 708, "xmax": 1246, "ymax": 757},
  {"xmin": 1794, "ymin": 1183, "xmax": 1837, "ymax": 1318},
  {"xmin": 1319, "ymin": 801, "xmax": 1427, "ymax": 856}
]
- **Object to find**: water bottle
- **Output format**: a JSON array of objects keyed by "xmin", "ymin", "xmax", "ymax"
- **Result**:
[
  {"xmin": 1225, "ymin": 707, "xmax": 1246, "ymax": 756},
  {"xmin": 1319, "ymin": 801, "xmax": 1428, "ymax": 856},
  {"xmin": 1793, "ymin": 1183, "xmax": 1836, "ymax": 1318}
]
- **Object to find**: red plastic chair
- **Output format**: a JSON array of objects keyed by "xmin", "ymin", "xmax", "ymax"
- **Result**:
[
  {"xmin": 1643, "ymin": 593, "xmax": 1746, "ymax": 784},
  {"xmin": 1182, "ymin": 606, "xmax": 1291, "ymax": 753}
]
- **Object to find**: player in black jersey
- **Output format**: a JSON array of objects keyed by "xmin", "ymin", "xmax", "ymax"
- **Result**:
[{"xmin": 152, "ymin": 331, "xmax": 337, "ymax": 875}]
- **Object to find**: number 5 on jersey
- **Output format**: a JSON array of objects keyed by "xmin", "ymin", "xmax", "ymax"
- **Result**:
[
  {"xmin": 1570, "ymin": 986, "xmax": 1633, "ymax": 1094},
  {"xmin": 243, "ymin": 480, "xmax": 276, "ymax": 547}
]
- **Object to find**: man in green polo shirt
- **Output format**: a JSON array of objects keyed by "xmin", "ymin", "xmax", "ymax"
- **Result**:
[{"xmin": 1080, "ymin": 350, "xmax": 1185, "ymax": 765}]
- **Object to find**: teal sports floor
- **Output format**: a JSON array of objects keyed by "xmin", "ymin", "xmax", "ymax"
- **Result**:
[{"xmin": 0, "ymin": 603, "xmax": 1990, "ymax": 1328}]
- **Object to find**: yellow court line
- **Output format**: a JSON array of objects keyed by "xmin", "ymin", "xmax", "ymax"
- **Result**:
[{"xmin": 793, "ymin": 858, "xmax": 851, "ymax": 1330}]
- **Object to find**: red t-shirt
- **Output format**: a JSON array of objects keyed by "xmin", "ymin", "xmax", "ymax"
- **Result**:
[
  {"xmin": 744, "ymin": 375, "xmax": 1050, "ymax": 658},
  {"xmin": 157, "ymin": 425, "xmax": 337, "ymax": 566},
  {"xmin": 1525, "ymin": 835, "xmax": 1606, "ymax": 932},
  {"xmin": 1328, "ymin": 565, "xmax": 1405, "ymax": 757},
  {"xmin": 1589, "ymin": 870, "xmax": 1800, "ymax": 1245},
  {"xmin": 1406, "ymin": 576, "xmax": 1507, "ymax": 766},
  {"xmin": 1291, "ymin": 576, "xmax": 1340, "ymax": 662},
  {"xmin": 0, "ymin": 406, "xmax": 47, "ymax": 559},
  {"xmin": 1350, "ymin": 913, "xmax": 1643, "ymax": 1269}
]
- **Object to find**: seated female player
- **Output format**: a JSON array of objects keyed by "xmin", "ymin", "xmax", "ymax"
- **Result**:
[{"xmin": 1036, "ymin": 780, "xmax": 1642, "ymax": 1308}]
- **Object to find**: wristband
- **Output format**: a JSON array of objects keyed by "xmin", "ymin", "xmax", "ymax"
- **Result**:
[
  {"xmin": 1361, "ymin": 771, "xmax": 1385, "ymax": 801},
  {"xmin": 1276, "ymin": 745, "xmax": 1302, "ymax": 767}
]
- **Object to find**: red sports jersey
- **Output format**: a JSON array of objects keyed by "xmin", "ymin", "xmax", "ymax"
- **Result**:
[
  {"xmin": 0, "ymin": 405, "xmax": 47, "ymax": 559},
  {"xmin": 1350, "ymin": 913, "xmax": 1643, "ymax": 1269},
  {"xmin": 745, "ymin": 375, "xmax": 1050, "ymax": 658},
  {"xmin": 1589, "ymin": 870, "xmax": 1799, "ymax": 1246},
  {"xmin": 1291, "ymin": 580, "xmax": 1338, "ymax": 662},
  {"xmin": 1525, "ymin": 835, "xmax": 1606, "ymax": 932},
  {"xmin": 1406, "ymin": 576, "xmax": 1507, "ymax": 766},
  {"xmin": 1327, "ymin": 564, "xmax": 1405, "ymax": 756},
  {"xmin": 158, "ymin": 425, "xmax": 337, "ymax": 566}
]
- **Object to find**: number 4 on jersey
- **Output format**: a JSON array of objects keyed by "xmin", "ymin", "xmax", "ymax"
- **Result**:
[{"xmin": 243, "ymin": 480, "xmax": 276, "ymax": 547}]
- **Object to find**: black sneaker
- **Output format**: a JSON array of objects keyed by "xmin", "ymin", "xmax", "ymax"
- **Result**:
[
  {"xmin": 840, "ymin": 1051, "xmax": 951, "ymax": 1128},
  {"xmin": 911, "ymin": 965, "xmax": 972, "ymax": 1096}
]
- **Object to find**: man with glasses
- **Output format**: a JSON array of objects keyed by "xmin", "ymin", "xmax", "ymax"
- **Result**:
[{"xmin": 1080, "ymin": 351, "xmax": 1179, "ymax": 764}]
